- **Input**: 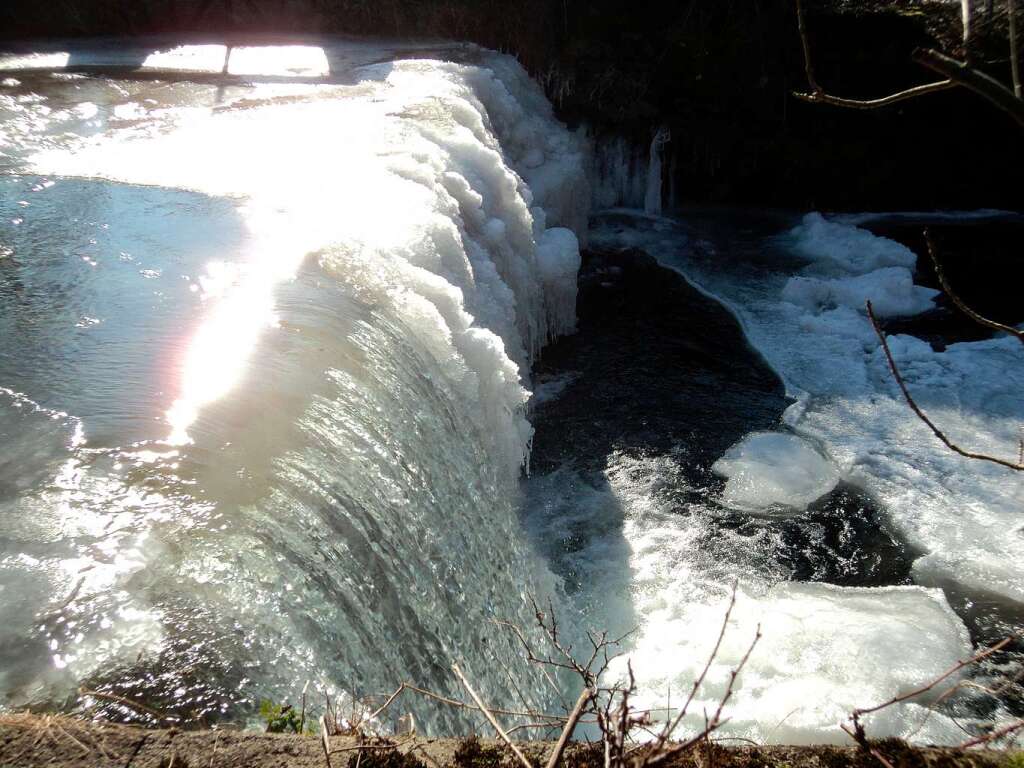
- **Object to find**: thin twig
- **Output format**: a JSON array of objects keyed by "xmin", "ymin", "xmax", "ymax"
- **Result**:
[
  {"xmin": 793, "ymin": 80, "xmax": 957, "ymax": 108},
  {"xmin": 79, "ymin": 689, "xmax": 172, "ymax": 725},
  {"xmin": 649, "ymin": 584, "xmax": 739, "ymax": 755},
  {"xmin": 452, "ymin": 663, "xmax": 534, "ymax": 768},
  {"xmin": 370, "ymin": 682, "xmax": 566, "ymax": 723},
  {"xmin": 320, "ymin": 715, "xmax": 333, "ymax": 768},
  {"xmin": 854, "ymin": 636, "xmax": 1014, "ymax": 716},
  {"xmin": 924, "ymin": 230, "xmax": 1024, "ymax": 343},
  {"xmin": 795, "ymin": 0, "xmax": 821, "ymax": 93},
  {"xmin": 642, "ymin": 623, "xmax": 761, "ymax": 768},
  {"xmin": 1010, "ymin": 0, "xmax": 1022, "ymax": 98},
  {"xmin": 867, "ymin": 301, "xmax": 1023, "ymax": 471},
  {"xmin": 960, "ymin": 717, "xmax": 1024, "ymax": 747},
  {"xmin": 841, "ymin": 722, "xmax": 897, "ymax": 768}
]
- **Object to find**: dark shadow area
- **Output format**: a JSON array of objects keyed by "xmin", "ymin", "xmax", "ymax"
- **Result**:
[{"xmin": 864, "ymin": 215, "xmax": 1024, "ymax": 348}]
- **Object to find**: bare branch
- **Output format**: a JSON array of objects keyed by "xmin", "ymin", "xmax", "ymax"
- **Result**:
[
  {"xmin": 793, "ymin": 0, "xmax": 955, "ymax": 108},
  {"xmin": 925, "ymin": 230, "xmax": 1024, "ymax": 343},
  {"xmin": 546, "ymin": 687, "xmax": 596, "ymax": 768},
  {"xmin": 368, "ymin": 681, "xmax": 566, "ymax": 724},
  {"xmin": 795, "ymin": 0, "xmax": 821, "ymax": 94},
  {"xmin": 793, "ymin": 80, "xmax": 958, "ymax": 109},
  {"xmin": 648, "ymin": 584, "xmax": 739, "ymax": 755},
  {"xmin": 1010, "ymin": 0, "xmax": 1022, "ymax": 98},
  {"xmin": 854, "ymin": 636, "xmax": 1015, "ymax": 718},
  {"xmin": 641, "ymin": 622, "xmax": 761, "ymax": 768},
  {"xmin": 840, "ymin": 722, "xmax": 897, "ymax": 768},
  {"xmin": 320, "ymin": 715, "xmax": 333, "ymax": 768},
  {"xmin": 452, "ymin": 663, "xmax": 534, "ymax": 768},
  {"xmin": 960, "ymin": 717, "xmax": 1024, "ymax": 747},
  {"xmin": 914, "ymin": 47, "xmax": 1024, "ymax": 127},
  {"xmin": 867, "ymin": 301, "xmax": 1023, "ymax": 471}
]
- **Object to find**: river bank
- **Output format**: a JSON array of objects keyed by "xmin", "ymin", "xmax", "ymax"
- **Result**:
[{"xmin": 1, "ymin": 713, "xmax": 1018, "ymax": 768}]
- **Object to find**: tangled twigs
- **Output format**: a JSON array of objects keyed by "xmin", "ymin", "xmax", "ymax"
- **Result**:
[{"xmin": 866, "ymin": 300, "xmax": 1023, "ymax": 471}]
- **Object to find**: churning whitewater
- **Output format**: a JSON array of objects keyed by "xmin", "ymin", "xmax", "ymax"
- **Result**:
[{"xmin": 0, "ymin": 42, "xmax": 586, "ymax": 729}]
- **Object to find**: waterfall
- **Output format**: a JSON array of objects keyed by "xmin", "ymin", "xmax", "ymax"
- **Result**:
[{"xmin": 0, "ymin": 42, "xmax": 588, "ymax": 729}]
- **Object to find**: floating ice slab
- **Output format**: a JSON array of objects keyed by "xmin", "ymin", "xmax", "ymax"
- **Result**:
[
  {"xmin": 614, "ymin": 582, "xmax": 973, "ymax": 745},
  {"xmin": 783, "ymin": 267, "xmax": 939, "ymax": 318},
  {"xmin": 712, "ymin": 432, "xmax": 839, "ymax": 512}
]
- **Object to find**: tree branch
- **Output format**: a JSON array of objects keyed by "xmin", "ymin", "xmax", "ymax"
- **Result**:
[
  {"xmin": 792, "ymin": 79, "xmax": 957, "ymax": 109},
  {"xmin": 913, "ymin": 47, "xmax": 1024, "ymax": 127},
  {"xmin": 793, "ymin": 0, "xmax": 956, "ymax": 108},
  {"xmin": 452, "ymin": 663, "xmax": 535, "ymax": 768},
  {"xmin": 924, "ymin": 229, "xmax": 1024, "ymax": 344},
  {"xmin": 545, "ymin": 687, "xmax": 596, "ymax": 768},
  {"xmin": 866, "ymin": 300, "xmax": 1023, "ymax": 471},
  {"xmin": 1010, "ymin": 0, "xmax": 1022, "ymax": 98}
]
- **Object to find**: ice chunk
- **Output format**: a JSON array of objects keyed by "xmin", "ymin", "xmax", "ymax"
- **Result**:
[
  {"xmin": 788, "ymin": 212, "xmax": 917, "ymax": 274},
  {"xmin": 614, "ymin": 582, "xmax": 973, "ymax": 745},
  {"xmin": 782, "ymin": 267, "xmax": 939, "ymax": 318},
  {"xmin": 712, "ymin": 431, "xmax": 839, "ymax": 512}
]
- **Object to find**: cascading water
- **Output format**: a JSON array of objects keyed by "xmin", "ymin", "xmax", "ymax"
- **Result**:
[{"xmin": 0, "ymin": 42, "xmax": 587, "ymax": 728}]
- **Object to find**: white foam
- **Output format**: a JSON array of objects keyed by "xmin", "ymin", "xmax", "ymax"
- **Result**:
[
  {"xmin": 712, "ymin": 432, "xmax": 839, "ymax": 513},
  {"xmin": 526, "ymin": 449, "xmax": 976, "ymax": 745}
]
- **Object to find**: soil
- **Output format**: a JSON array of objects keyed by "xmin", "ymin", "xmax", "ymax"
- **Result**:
[{"xmin": 0, "ymin": 714, "xmax": 1018, "ymax": 768}]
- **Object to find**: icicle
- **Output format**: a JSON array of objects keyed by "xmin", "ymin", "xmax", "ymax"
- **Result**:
[{"xmin": 644, "ymin": 125, "xmax": 671, "ymax": 215}]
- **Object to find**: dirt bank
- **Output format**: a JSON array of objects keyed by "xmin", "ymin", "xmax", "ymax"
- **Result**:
[{"xmin": 0, "ymin": 713, "xmax": 1019, "ymax": 768}]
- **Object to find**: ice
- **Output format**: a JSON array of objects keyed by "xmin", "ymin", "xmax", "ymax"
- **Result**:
[
  {"xmin": 591, "ymin": 212, "xmax": 1024, "ymax": 605},
  {"xmin": 644, "ymin": 127, "xmax": 670, "ymax": 216},
  {"xmin": 712, "ymin": 432, "xmax": 839, "ymax": 512},
  {"xmin": 615, "ymin": 582, "xmax": 973, "ymax": 745},
  {"xmin": 786, "ymin": 212, "xmax": 917, "ymax": 273},
  {"xmin": 536, "ymin": 227, "xmax": 582, "ymax": 338},
  {"xmin": 587, "ymin": 133, "xmax": 650, "ymax": 211},
  {"xmin": 782, "ymin": 267, "xmax": 939, "ymax": 318}
]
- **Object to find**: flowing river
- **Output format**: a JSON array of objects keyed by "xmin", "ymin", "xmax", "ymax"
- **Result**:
[{"xmin": 0, "ymin": 40, "xmax": 1021, "ymax": 744}]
